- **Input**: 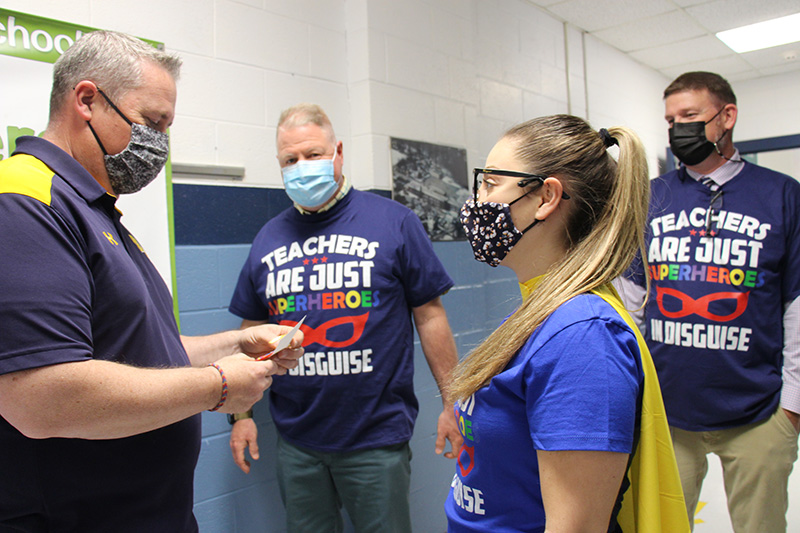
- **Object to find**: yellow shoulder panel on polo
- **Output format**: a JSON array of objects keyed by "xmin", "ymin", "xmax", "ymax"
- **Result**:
[{"xmin": 0, "ymin": 154, "xmax": 55, "ymax": 206}]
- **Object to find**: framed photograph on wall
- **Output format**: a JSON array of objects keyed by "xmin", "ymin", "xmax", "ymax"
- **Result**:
[{"xmin": 390, "ymin": 137, "xmax": 470, "ymax": 241}]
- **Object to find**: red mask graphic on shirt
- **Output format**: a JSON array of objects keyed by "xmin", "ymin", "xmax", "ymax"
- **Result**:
[
  {"xmin": 656, "ymin": 287, "xmax": 749, "ymax": 322},
  {"xmin": 280, "ymin": 313, "xmax": 369, "ymax": 348}
]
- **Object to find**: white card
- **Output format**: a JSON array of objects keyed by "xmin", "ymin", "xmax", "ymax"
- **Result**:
[{"xmin": 257, "ymin": 315, "xmax": 306, "ymax": 360}]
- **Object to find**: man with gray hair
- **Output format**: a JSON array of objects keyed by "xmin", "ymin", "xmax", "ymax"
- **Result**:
[
  {"xmin": 0, "ymin": 30, "xmax": 303, "ymax": 532},
  {"xmin": 228, "ymin": 103, "xmax": 462, "ymax": 532}
]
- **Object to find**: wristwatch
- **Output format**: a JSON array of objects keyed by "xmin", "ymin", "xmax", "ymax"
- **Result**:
[{"xmin": 227, "ymin": 409, "xmax": 254, "ymax": 425}]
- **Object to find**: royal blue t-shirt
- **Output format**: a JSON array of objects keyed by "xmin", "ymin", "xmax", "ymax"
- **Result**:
[
  {"xmin": 0, "ymin": 137, "xmax": 199, "ymax": 532},
  {"xmin": 628, "ymin": 163, "xmax": 800, "ymax": 431},
  {"xmin": 444, "ymin": 294, "xmax": 643, "ymax": 532},
  {"xmin": 229, "ymin": 189, "xmax": 454, "ymax": 452}
]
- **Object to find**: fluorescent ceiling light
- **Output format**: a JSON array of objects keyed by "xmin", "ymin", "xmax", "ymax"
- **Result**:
[{"xmin": 716, "ymin": 13, "xmax": 800, "ymax": 53}]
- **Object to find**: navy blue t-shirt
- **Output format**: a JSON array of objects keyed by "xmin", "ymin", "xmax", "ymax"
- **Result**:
[
  {"xmin": 629, "ymin": 162, "xmax": 800, "ymax": 430},
  {"xmin": 0, "ymin": 137, "xmax": 199, "ymax": 532},
  {"xmin": 230, "ymin": 189, "xmax": 454, "ymax": 452}
]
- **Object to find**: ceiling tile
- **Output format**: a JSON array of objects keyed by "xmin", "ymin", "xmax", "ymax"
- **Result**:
[
  {"xmin": 529, "ymin": 0, "xmax": 800, "ymax": 83},
  {"xmin": 724, "ymin": 69, "xmax": 763, "ymax": 82},
  {"xmin": 759, "ymin": 62, "xmax": 800, "ymax": 77},
  {"xmin": 660, "ymin": 53, "xmax": 756, "ymax": 80},
  {"xmin": 547, "ymin": 0, "xmax": 676, "ymax": 32},
  {"xmin": 685, "ymin": 0, "xmax": 800, "ymax": 32},
  {"xmin": 592, "ymin": 9, "xmax": 707, "ymax": 52},
  {"xmin": 670, "ymin": 0, "xmax": 718, "ymax": 6},
  {"xmin": 739, "ymin": 42, "xmax": 800, "ymax": 70},
  {"xmin": 630, "ymin": 35, "xmax": 734, "ymax": 68},
  {"xmin": 524, "ymin": 0, "xmax": 567, "ymax": 7}
]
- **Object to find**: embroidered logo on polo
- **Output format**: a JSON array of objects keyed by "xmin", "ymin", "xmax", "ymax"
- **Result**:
[
  {"xmin": 263, "ymin": 233, "xmax": 381, "ymax": 377},
  {"xmin": 102, "ymin": 231, "xmax": 119, "ymax": 246},
  {"xmin": 645, "ymin": 205, "xmax": 769, "ymax": 352}
]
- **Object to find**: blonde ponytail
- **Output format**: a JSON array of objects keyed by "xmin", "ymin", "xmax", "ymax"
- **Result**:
[{"xmin": 448, "ymin": 116, "xmax": 650, "ymax": 402}]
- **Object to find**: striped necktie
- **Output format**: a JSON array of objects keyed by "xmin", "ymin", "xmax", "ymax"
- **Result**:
[
  {"xmin": 699, "ymin": 176, "xmax": 719, "ymax": 191},
  {"xmin": 700, "ymin": 176, "xmax": 723, "ymax": 238}
]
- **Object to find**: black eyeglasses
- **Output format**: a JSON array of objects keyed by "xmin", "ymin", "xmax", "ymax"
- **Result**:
[
  {"xmin": 472, "ymin": 168, "xmax": 571, "ymax": 202},
  {"xmin": 704, "ymin": 189, "xmax": 724, "ymax": 237}
]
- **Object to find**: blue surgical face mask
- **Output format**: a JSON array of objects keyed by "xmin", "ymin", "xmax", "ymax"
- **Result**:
[{"xmin": 282, "ymin": 150, "xmax": 338, "ymax": 209}]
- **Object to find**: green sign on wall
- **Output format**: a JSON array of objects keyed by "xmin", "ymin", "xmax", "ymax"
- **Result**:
[
  {"xmin": 0, "ymin": 9, "xmax": 95, "ymax": 64},
  {"xmin": 0, "ymin": 8, "xmax": 161, "ymax": 64}
]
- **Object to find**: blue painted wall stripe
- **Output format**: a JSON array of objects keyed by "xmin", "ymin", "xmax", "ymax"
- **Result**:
[{"xmin": 174, "ymin": 184, "xmax": 392, "ymax": 246}]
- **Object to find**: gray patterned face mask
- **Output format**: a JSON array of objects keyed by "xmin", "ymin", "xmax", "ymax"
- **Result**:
[{"xmin": 87, "ymin": 89, "xmax": 170, "ymax": 195}]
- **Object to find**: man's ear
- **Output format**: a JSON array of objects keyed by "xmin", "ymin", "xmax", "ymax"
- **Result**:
[
  {"xmin": 721, "ymin": 103, "xmax": 737, "ymax": 130},
  {"xmin": 73, "ymin": 81, "xmax": 100, "ymax": 121}
]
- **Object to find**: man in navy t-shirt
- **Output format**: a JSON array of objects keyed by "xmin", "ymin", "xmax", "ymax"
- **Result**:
[
  {"xmin": 0, "ymin": 31, "xmax": 303, "ymax": 532},
  {"xmin": 227, "ymin": 103, "xmax": 461, "ymax": 532},
  {"xmin": 619, "ymin": 71, "xmax": 800, "ymax": 532}
]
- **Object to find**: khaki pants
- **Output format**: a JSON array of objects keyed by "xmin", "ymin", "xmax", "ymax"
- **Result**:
[{"xmin": 671, "ymin": 406, "xmax": 799, "ymax": 533}]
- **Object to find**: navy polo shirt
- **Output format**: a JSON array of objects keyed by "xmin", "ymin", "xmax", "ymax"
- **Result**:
[{"xmin": 0, "ymin": 136, "xmax": 200, "ymax": 532}]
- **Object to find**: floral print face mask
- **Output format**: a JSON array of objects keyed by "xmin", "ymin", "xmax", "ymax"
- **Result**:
[{"xmin": 459, "ymin": 195, "xmax": 539, "ymax": 267}]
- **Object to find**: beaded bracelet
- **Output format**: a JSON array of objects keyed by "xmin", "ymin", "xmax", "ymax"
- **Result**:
[{"xmin": 208, "ymin": 363, "xmax": 228, "ymax": 412}]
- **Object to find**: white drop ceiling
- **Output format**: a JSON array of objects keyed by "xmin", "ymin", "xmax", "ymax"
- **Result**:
[{"xmin": 527, "ymin": 0, "xmax": 800, "ymax": 81}]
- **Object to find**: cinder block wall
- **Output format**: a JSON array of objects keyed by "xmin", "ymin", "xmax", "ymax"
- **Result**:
[
  {"xmin": 10, "ymin": 1, "xmax": 677, "ymax": 531},
  {"xmin": 174, "ymin": 183, "xmax": 521, "ymax": 532}
]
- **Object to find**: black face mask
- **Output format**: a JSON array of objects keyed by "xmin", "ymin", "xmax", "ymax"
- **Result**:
[{"xmin": 668, "ymin": 107, "xmax": 726, "ymax": 166}]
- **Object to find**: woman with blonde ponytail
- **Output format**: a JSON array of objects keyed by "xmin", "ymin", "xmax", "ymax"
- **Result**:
[{"xmin": 445, "ymin": 115, "xmax": 689, "ymax": 532}]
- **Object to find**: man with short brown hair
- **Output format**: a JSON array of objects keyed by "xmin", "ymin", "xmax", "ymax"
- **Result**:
[{"xmin": 620, "ymin": 71, "xmax": 800, "ymax": 532}]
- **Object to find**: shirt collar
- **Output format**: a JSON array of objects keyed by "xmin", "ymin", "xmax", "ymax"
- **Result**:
[
  {"xmin": 13, "ymin": 136, "xmax": 113, "ymax": 205},
  {"xmin": 293, "ymin": 174, "xmax": 352, "ymax": 215},
  {"xmin": 685, "ymin": 148, "xmax": 745, "ymax": 187}
]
